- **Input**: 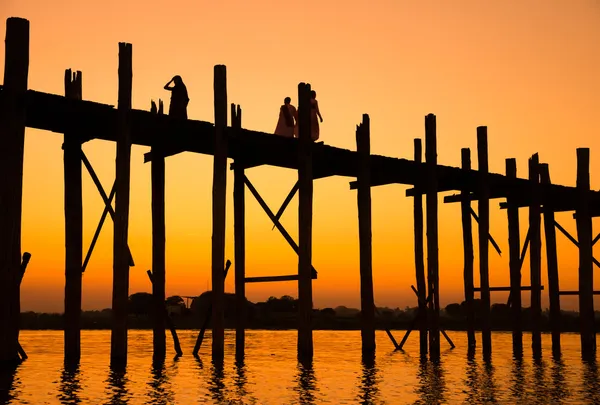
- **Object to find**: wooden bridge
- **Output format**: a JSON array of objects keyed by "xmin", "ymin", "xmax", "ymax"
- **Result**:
[{"xmin": 0, "ymin": 17, "xmax": 597, "ymax": 368}]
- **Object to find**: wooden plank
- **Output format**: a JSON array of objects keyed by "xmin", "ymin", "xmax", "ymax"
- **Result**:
[
  {"xmin": 575, "ymin": 148, "xmax": 596, "ymax": 359},
  {"xmin": 211, "ymin": 65, "xmax": 228, "ymax": 362},
  {"xmin": 356, "ymin": 114, "xmax": 375, "ymax": 355},
  {"xmin": 297, "ymin": 82, "xmax": 314, "ymax": 361},
  {"xmin": 150, "ymin": 100, "xmax": 166, "ymax": 360},
  {"xmin": 505, "ymin": 158, "xmax": 523, "ymax": 357},
  {"xmin": 0, "ymin": 17, "xmax": 29, "ymax": 366},
  {"xmin": 529, "ymin": 154, "xmax": 542, "ymax": 359},
  {"xmin": 477, "ymin": 127, "xmax": 492, "ymax": 360},
  {"xmin": 425, "ymin": 114, "xmax": 440, "ymax": 361},
  {"xmin": 110, "ymin": 42, "xmax": 132, "ymax": 369},
  {"xmin": 244, "ymin": 274, "xmax": 312, "ymax": 283},
  {"xmin": 63, "ymin": 69, "xmax": 83, "ymax": 365},
  {"xmin": 413, "ymin": 139, "xmax": 428, "ymax": 356},
  {"xmin": 232, "ymin": 103, "xmax": 246, "ymax": 360},
  {"xmin": 460, "ymin": 148, "xmax": 475, "ymax": 351},
  {"xmin": 559, "ymin": 291, "xmax": 600, "ymax": 296},
  {"xmin": 539, "ymin": 163, "xmax": 561, "ymax": 356},
  {"xmin": 474, "ymin": 286, "xmax": 543, "ymax": 292}
]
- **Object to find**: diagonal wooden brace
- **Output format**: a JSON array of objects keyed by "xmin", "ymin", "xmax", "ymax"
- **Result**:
[
  {"xmin": 17, "ymin": 252, "xmax": 31, "ymax": 360},
  {"xmin": 80, "ymin": 150, "xmax": 135, "ymax": 271},
  {"xmin": 271, "ymin": 181, "xmax": 299, "ymax": 230},
  {"xmin": 243, "ymin": 174, "xmax": 318, "ymax": 278},
  {"xmin": 470, "ymin": 207, "xmax": 502, "ymax": 256},
  {"xmin": 146, "ymin": 270, "xmax": 183, "ymax": 357},
  {"xmin": 554, "ymin": 220, "xmax": 600, "ymax": 268},
  {"xmin": 398, "ymin": 287, "xmax": 435, "ymax": 350},
  {"xmin": 507, "ymin": 227, "xmax": 530, "ymax": 306}
]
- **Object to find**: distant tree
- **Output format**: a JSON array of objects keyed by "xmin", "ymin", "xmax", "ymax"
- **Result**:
[
  {"xmin": 128, "ymin": 292, "xmax": 153, "ymax": 316},
  {"xmin": 445, "ymin": 303, "xmax": 463, "ymax": 318},
  {"xmin": 320, "ymin": 308, "xmax": 336, "ymax": 317}
]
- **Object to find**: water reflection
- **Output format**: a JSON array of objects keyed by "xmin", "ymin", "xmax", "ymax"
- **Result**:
[
  {"xmin": 532, "ymin": 358, "xmax": 549, "ymax": 402},
  {"xmin": 105, "ymin": 367, "xmax": 130, "ymax": 404},
  {"xmin": 145, "ymin": 359, "xmax": 175, "ymax": 405},
  {"xmin": 58, "ymin": 364, "xmax": 83, "ymax": 404},
  {"xmin": 357, "ymin": 353, "xmax": 380, "ymax": 404},
  {"xmin": 581, "ymin": 359, "xmax": 600, "ymax": 404},
  {"xmin": 464, "ymin": 355, "xmax": 498, "ymax": 404},
  {"xmin": 208, "ymin": 360, "xmax": 226, "ymax": 403},
  {"xmin": 234, "ymin": 358, "xmax": 249, "ymax": 400},
  {"xmin": 295, "ymin": 360, "xmax": 318, "ymax": 405},
  {"xmin": 415, "ymin": 358, "xmax": 446, "ymax": 404},
  {"xmin": 509, "ymin": 356, "xmax": 526, "ymax": 403},
  {"xmin": 0, "ymin": 365, "xmax": 19, "ymax": 404},
  {"xmin": 550, "ymin": 355, "xmax": 569, "ymax": 403}
]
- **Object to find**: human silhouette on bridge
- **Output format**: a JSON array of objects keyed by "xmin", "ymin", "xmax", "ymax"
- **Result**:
[
  {"xmin": 164, "ymin": 75, "xmax": 189, "ymax": 119},
  {"xmin": 310, "ymin": 90, "xmax": 323, "ymax": 141},
  {"xmin": 274, "ymin": 96, "xmax": 297, "ymax": 138}
]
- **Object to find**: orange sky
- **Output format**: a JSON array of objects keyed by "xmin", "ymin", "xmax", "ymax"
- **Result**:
[{"xmin": 1, "ymin": 0, "xmax": 600, "ymax": 313}]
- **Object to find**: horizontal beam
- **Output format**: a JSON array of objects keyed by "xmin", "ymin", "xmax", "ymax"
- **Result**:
[
  {"xmin": 473, "ymin": 286, "xmax": 544, "ymax": 292},
  {"xmin": 559, "ymin": 291, "xmax": 600, "ymax": 296},
  {"xmin": 245, "ymin": 272, "xmax": 318, "ymax": 283},
  {"xmin": 12, "ymin": 87, "xmax": 600, "ymax": 198}
]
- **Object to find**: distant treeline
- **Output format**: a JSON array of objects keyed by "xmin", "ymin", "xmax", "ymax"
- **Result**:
[{"xmin": 20, "ymin": 293, "xmax": 600, "ymax": 332}]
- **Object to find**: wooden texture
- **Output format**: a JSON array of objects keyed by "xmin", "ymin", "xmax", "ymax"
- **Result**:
[
  {"xmin": 110, "ymin": 42, "xmax": 132, "ymax": 368},
  {"xmin": 356, "ymin": 114, "xmax": 375, "ymax": 354},
  {"xmin": 425, "ymin": 114, "xmax": 440, "ymax": 361},
  {"xmin": 150, "ymin": 100, "xmax": 166, "ymax": 360},
  {"xmin": 413, "ymin": 139, "xmax": 427, "ymax": 356},
  {"xmin": 146, "ymin": 270, "xmax": 182, "ymax": 357},
  {"xmin": 63, "ymin": 69, "xmax": 83, "ymax": 365},
  {"xmin": 460, "ymin": 148, "xmax": 475, "ymax": 350},
  {"xmin": 505, "ymin": 158, "xmax": 523, "ymax": 356},
  {"xmin": 477, "ymin": 127, "xmax": 491, "ymax": 360},
  {"xmin": 211, "ymin": 65, "xmax": 228, "ymax": 362},
  {"xmin": 0, "ymin": 17, "xmax": 29, "ymax": 366},
  {"xmin": 528, "ymin": 154, "xmax": 542, "ymax": 358},
  {"xmin": 575, "ymin": 148, "xmax": 596, "ymax": 358},
  {"xmin": 297, "ymin": 82, "xmax": 314, "ymax": 361},
  {"xmin": 232, "ymin": 103, "xmax": 245, "ymax": 360}
]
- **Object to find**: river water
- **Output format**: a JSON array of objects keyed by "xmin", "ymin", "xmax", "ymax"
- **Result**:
[{"xmin": 1, "ymin": 330, "xmax": 599, "ymax": 404}]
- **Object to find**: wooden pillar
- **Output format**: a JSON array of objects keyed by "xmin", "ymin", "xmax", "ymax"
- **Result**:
[
  {"xmin": 0, "ymin": 17, "xmax": 29, "ymax": 366},
  {"xmin": 151, "ymin": 100, "xmax": 166, "ymax": 360},
  {"xmin": 477, "ymin": 126, "xmax": 492, "ymax": 360},
  {"xmin": 110, "ymin": 42, "xmax": 133, "ymax": 368},
  {"xmin": 63, "ymin": 69, "xmax": 83, "ymax": 365},
  {"xmin": 424, "ymin": 113, "xmax": 440, "ymax": 361},
  {"xmin": 528, "ymin": 154, "xmax": 542, "ymax": 358},
  {"xmin": 413, "ymin": 139, "xmax": 428, "ymax": 356},
  {"xmin": 233, "ymin": 103, "xmax": 245, "ymax": 360},
  {"xmin": 539, "ymin": 163, "xmax": 561, "ymax": 356},
  {"xmin": 356, "ymin": 114, "xmax": 375, "ymax": 355},
  {"xmin": 211, "ymin": 65, "xmax": 228, "ymax": 362},
  {"xmin": 460, "ymin": 148, "xmax": 476, "ymax": 350},
  {"xmin": 297, "ymin": 82, "xmax": 314, "ymax": 361},
  {"xmin": 505, "ymin": 158, "xmax": 523, "ymax": 357},
  {"xmin": 575, "ymin": 148, "xmax": 596, "ymax": 358}
]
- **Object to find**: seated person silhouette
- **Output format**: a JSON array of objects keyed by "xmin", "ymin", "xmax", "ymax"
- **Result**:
[{"xmin": 164, "ymin": 75, "xmax": 189, "ymax": 119}]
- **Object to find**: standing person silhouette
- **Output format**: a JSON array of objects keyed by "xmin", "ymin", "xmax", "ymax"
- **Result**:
[
  {"xmin": 274, "ymin": 97, "xmax": 297, "ymax": 138},
  {"xmin": 310, "ymin": 90, "xmax": 323, "ymax": 141},
  {"xmin": 164, "ymin": 75, "xmax": 189, "ymax": 119}
]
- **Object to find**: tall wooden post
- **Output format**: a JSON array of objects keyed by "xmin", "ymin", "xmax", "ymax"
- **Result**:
[
  {"xmin": 110, "ymin": 42, "xmax": 133, "ymax": 368},
  {"xmin": 506, "ymin": 158, "xmax": 523, "ymax": 357},
  {"xmin": 151, "ymin": 100, "xmax": 166, "ymax": 360},
  {"xmin": 424, "ymin": 114, "xmax": 440, "ymax": 361},
  {"xmin": 460, "ymin": 148, "xmax": 476, "ymax": 350},
  {"xmin": 233, "ymin": 104, "xmax": 246, "ymax": 360},
  {"xmin": 63, "ymin": 69, "xmax": 83, "ymax": 365},
  {"xmin": 297, "ymin": 82, "xmax": 314, "ymax": 361},
  {"xmin": 539, "ymin": 163, "xmax": 561, "ymax": 356},
  {"xmin": 211, "ymin": 65, "xmax": 228, "ymax": 362},
  {"xmin": 477, "ymin": 126, "xmax": 492, "ymax": 360},
  {"xmin": 356, "ymin": 114, "xmax": 375, "ymax": 355},
  {"xmin": 413, "ymin": 139, "xmax": 428, "ymax": 356},
  {"xmin": 528, "ymin": 154, "xmax": 542, "ymax": 358},
  {"xmin": 575, "ymin": 148, "xmax": 596, "ymax": 359},
  {"xmin": 0, "ymin": 17, "xmax": 29, "ymax": 366}
]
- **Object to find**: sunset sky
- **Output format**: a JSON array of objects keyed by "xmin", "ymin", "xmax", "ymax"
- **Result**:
[{"xmin": 1, "ymin": 0, "xmax": 600, "ymax": 313}]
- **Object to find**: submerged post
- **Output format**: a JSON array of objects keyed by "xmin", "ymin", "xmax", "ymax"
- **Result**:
[
  {"xmin": 233, "ymin": 103, "xmax": 246, "ymax": 360},
  {"xmin": 297, "ymin": 82, "xmax": 314, "ymax": 361},
  {"xmin": 356, "ymin": 114, "xmax": 375, "ymax": 355},
  {"xmin": 151, "ymin": 100, "xmax": 166, "ymax": 360},
  {"xmin": 477, "ymin": 126, "xmax": 492, "ymax": 360},
  {"xmin": 110, "ymin": 42, "xmax": 133, "ymax": 368},
  {"xmin": 539, "ymin": 163, "xmax": 561, "ymax": 356},
  {"xmin": 528, "ymin": 154, "xmax": 542, "ymax": 359},
  {"xmin": 63, "ymin": 69, "xmax": 83, "ymax": 365},
  {"xmin": 413, "ymin": 139, "xmax": 428, "ymax": 356},
  {"xmin": 0, "ymin": 17, "xmax": 29, "ymax": 366},
  {"xmin": 505, "ymin": 158, "xmax": 523, "ymax": 357},
  {"xmin": 425, "ymin": 113, "xmax": 440, "ymax": 361},
  {"xmin": 575, "ymin": 148, "xmax": 596, "ymax": 359},
  {"xmin": 460, "ymin": 148, "xmax": 475, "ymax": 351},
  {"xmin": 211, "ymin": 65, "xmax": 228, "ymax": 362}
]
